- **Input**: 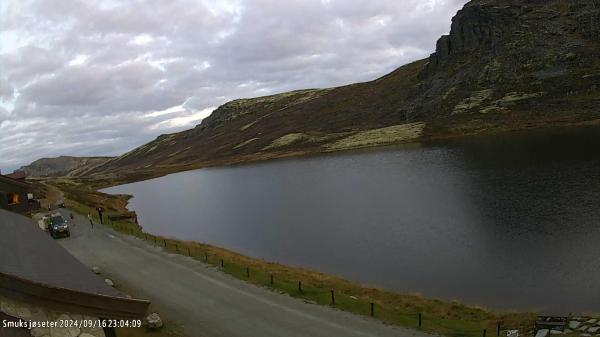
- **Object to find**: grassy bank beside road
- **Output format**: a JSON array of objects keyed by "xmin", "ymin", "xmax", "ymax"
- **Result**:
[{"xmin": 49, "ymin": 178, "xmax": 537, "ymax": 337}]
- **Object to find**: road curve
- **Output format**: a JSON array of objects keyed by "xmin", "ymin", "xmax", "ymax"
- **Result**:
[{"xmin": 57, "ymin": 210, "xmax": 432, "ymax": 337}]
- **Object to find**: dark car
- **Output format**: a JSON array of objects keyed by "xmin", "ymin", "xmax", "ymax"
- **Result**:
[{"xmin": 47, "ymin": 214, "xmax": 70, "ymax": 239}]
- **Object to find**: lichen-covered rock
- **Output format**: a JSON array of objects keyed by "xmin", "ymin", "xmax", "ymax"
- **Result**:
[
  {"xmin": 146, "ymin": 312, "xmax": 163, "ymax": 329},
  {"xmin": 104, "ymin": 278, "xmax": 114, "ymax": 287}
]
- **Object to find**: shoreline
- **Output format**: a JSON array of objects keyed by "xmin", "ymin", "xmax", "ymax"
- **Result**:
[
  {"xmin": 38, "ymin": 121, "xmax": 600, "ymax": 335},
  {"xmin": 46, "ymin": 180, "xmax": 541, "ymax": 337},
  {"xmin": 80, "ymin": 117, "xmax": 600, "ymax": 187}
]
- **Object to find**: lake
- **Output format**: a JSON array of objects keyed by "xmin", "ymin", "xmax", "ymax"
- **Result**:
[{"xmin": 103, "ymin": 126, "xmax": 600, "ymax": 312}]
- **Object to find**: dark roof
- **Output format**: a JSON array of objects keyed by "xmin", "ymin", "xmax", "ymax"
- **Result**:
[
  {"xmin": 0, "ymin": 209, "xmax": 149, "ymax": 318},
  {"xmin": 0, "ymin": 175, "xmax": 30, "ymax": 188},
  {"xmin": 5, "ymin": 171, "xmax": 26, "ymax": 180}
]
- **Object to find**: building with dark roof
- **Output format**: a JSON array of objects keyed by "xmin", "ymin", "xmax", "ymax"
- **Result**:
[
  {"xmin": 0, "ymin": 175, "xmax": 33, "ymax": 215},
  {"xmin": 0, "ymin": 209, "xmax": 150, "ymax": 336},
  {"xmin": 5, "ymin": 171, "xmax": 27, "ymax": 180}
]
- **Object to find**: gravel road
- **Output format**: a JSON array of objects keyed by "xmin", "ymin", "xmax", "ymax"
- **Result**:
[{"xmin": 57, "ymin": 210, "xmax": 431, "ymax": 337}]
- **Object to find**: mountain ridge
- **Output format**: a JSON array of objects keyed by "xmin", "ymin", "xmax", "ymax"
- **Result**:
[
  {"xmin": 18, "ymin": 156, "xmax": 114, "ymax": 178},
  {"xmin": 73, "ymin": 0, "xmax": 600, "ymax": 182}
]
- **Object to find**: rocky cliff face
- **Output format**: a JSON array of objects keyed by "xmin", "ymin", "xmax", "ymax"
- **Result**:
[
  {"xmin": 85, "ymin": 0, "xmax": 600, "ymax": 182},
  {"xmin": 419, "ymin": 0, "xmax": 600, "ymax": 131}
]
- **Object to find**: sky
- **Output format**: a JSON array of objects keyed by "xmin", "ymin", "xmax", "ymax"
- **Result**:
[{"xmin": 0, "ymin": 0, "xmax": 466, "ymax": 172}]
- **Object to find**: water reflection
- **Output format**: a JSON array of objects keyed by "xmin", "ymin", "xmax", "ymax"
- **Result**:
[{"xmin": 104, "ymin": 126, "xmax": 600, "ymax": 311}]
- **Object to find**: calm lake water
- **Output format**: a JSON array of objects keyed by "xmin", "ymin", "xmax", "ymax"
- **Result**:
[{"xmin": 104, "ymin": 126, "xmax": 600, "ymax": 312}]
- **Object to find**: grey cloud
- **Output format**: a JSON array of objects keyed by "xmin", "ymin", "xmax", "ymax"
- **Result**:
[
  {"xmin": 0, "ymin": 78, "xmax": 14, "ymax": 101},
  {"xmin": 0, "ymin": 0, "xmax": 466, "ymax": 171}
]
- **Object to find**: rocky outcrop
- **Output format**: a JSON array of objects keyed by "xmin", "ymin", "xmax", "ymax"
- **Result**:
[{"xmin": 428, "ymin": 3, "xmax": 518, "ymax": 68}]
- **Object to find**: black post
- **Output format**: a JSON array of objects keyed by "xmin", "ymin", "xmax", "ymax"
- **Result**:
[
  {"xmin": 205, "ymin": 253, "xmax": 208, "ymax": 262},
  {"xmin": 419, "ymin": 313, "xmax": 422, "ymax": 328},
  {"xmin": 370, "ymin": 303, "xmax": 375, "ymax": 317},
  {"xmin": 175, "ymin": 243, "xmax": 179, "ymax": 252},
  {"xmin": 298, "ymin": 281, "xmax": 302, "ymax": 293},
  {"xmin": 497, "ymin": 322, "xmax": 500, "ymax": 336},
  {"xmin": 330, "ymin": 290, "xmax": 335, "ymax": 305},
  {"xmin": 187, "ymin": 247, "xmax": 191, "ymax": 256},
  {"xmin": 270, "ymin": 273, "xmax": 274, "ymax": 285},
  {"xmin": 483, "ymin": 329, "xmax": 487, "ymax": 337},
  {"xmin": 246, "ymin": 267, "xmax": 250, "ymax": 278},
  {"xmin": 220, "ymin": 259, "xmax": 224, "ymax": 268},
  {"xmin": 163, "ymin": 239, "xmax": 166, "ymax": 247}
]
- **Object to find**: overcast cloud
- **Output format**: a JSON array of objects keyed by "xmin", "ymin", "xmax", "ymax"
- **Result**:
[{"xmin": 0, "ymin": 0, "xmax": 466, "ymax": 172}]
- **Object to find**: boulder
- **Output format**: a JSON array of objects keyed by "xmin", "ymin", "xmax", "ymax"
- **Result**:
[
  {"xmin": 570, "ymin": 321, "xmax": 582, "ymax": 329},
  {"xmin": 146, "ymin": 313, "xmax": 163, "ymax": 329},
  {"xmin": 535, "ymin": 329, "xmax": 549, "ymax": 337},
  {"xmin": 104, "ymin": 278, "xmax": 114, "ymax": 287},
  {"xmin": 92, "ymin": 266, "xmax": 101, "ymax": 274}
]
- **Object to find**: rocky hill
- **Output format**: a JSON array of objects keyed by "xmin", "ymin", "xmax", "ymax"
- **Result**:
[
  {"xmin": 87, "ymin": 0, "xmax": 600, "ymax": 182},
  {"xmin": 18, "ymin": 156, "xmax": 114, "ymax": 178}
]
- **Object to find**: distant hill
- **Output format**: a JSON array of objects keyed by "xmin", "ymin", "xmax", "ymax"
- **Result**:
[
  {"xmin": 18, "ymin": 156, "xmax": 114, "ymax": 178},
  {"xmin": 85, "ymin": 0, "xmax": 600, "ymax": 182}
]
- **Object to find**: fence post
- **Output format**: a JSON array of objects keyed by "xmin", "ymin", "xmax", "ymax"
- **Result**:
[
  {"xmin": 370, "ymin": 303, "xmax": 375, "ymax": 317},
  {"xmin": 163, "ymin": 239, "xmax": 166, "ymax": 247},
  {"xmin": 330, "ymin": 290, "xmax": 335, "ymax": 305},
  {"xmin": 270, "ymin": 273, "xmax": 274, "ymax": 285},
  {"xmin": 220, "ymin": 259, "xmax": 224, "ymax": 268},
  {"xmin": 483, "ymin": 329, "xmax": 487, "ymax": 337},
  {"xmin": 187, "ymin": 247, "xmax": 191, "ymax": 256},
  {"xmin": 246, "ymin": 267, "xmax": 250, "ymax": 278},
  {"xmin": 205, "ymin": 253, "xmax": 208, "ymax": 262},
  {"xmin": 497, "ymin": 322, "xmax": 500, "ymax": 336},
  {"xmin": 419, "ymin": 313, "xmax": 422, "ymax": 328},
  {"xmin": 175, "ymin": 243, "xmax": 178, "ymax": 252},
  {"xmin": 298, "ymin": 281, "xmax": 302, "ymax": 293}
]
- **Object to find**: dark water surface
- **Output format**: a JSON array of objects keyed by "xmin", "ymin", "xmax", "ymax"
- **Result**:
[{"xmin": 104, "ymin": 126, "xmax": 600, "ymax": 312}]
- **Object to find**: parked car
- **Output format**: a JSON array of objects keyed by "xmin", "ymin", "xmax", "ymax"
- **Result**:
[{"xmin": 47, "ymin": 213, "xmax": 70, "ymax": 238}]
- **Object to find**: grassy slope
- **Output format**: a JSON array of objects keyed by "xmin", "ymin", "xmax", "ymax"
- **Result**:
[{"xmin": 85, "ymin": 59, "xmax": 428, "ymax": 183}]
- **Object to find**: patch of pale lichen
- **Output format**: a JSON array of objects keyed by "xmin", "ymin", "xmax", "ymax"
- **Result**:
[{"xmin": 325, "ymin": 123, "xmax": 426, "ymax": 151}]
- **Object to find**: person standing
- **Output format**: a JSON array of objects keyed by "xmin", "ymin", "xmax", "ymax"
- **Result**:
[
  {"xmin": 96, "ymin": 207, "xmax": 104, "ymax": 224},
  {"xmin": 87, "ymin": 213, "xmax": 94, "ymax": 229}
]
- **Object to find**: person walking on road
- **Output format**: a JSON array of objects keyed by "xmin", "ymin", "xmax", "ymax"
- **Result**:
[
  {"xmin": 96, "ymin": 207, "xmax": 104, "ymax": 224},
  {"xmin": 87, "ymin": 213, "xmax": 94, "ymax": 229}
]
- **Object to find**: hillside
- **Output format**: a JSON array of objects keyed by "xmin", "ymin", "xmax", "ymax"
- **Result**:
[
  {"xmin": 86, "ymin": 0, "xmax": 600, "ymax": 182},
  {"xmin": 18, "ymin": 156, "xmax": 114, "ymax": 178}
]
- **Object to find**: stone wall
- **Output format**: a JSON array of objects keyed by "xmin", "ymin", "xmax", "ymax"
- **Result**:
[{"xmin": 0, "ymin": 295, "xmax": 106, "ymax": 337}]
